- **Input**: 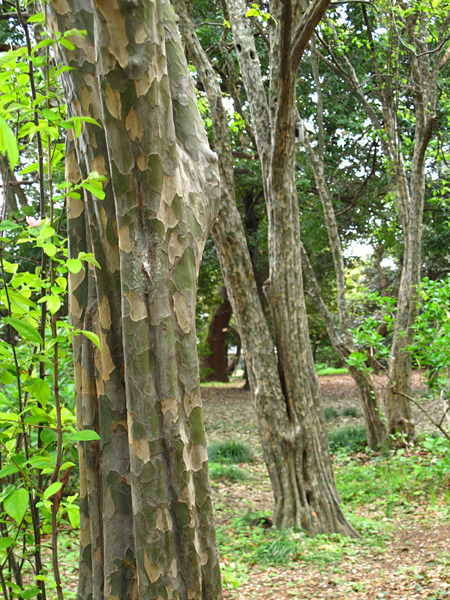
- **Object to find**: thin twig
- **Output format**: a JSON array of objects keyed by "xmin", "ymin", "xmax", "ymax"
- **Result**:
[{"xmin": 395, "ymin": 391, "xmax": 450, "ymax": 442}]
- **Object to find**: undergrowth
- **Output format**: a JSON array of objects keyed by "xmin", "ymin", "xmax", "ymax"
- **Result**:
[
  {"xmin": 209, "ymin": 462, "xmax": 248, "ymax": 482},
  {"xmin": 328, "ymin": 425, "xmax": 368, "ymax": 454},
  {"xmin": 208, "ymin": 440, "xmax": 254, "ymax": 464}
]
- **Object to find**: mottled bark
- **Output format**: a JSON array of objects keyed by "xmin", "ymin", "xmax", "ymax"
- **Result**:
[
  {"xmin": 49, "ymin": 0, "xmax": 223, "ymax": 598},
  {"xmin": 48, "ymin": 4, "xmax": 137, "ymax": 596},
  {"xmin": 174, "ymin": 0, "xmax": 356, "ymax": 536},
  {"xmin": 200, "ymin": 286, "xmax": 232, "ymax": 382}
]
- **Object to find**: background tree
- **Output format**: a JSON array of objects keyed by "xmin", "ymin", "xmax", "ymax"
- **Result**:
[
  {"xmin": 174, "ymin": 0, "xmax": 357, "ymax": 535},
  {"xmin": 314, "ymin": 0, "xmax": 450, "ymax": 438}
]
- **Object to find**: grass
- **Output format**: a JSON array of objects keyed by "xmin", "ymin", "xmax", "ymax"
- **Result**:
[
  {"xmin": 328, "ymin": 425, "xmax": 368, "ymax": 454},
  {"xmin": 324, "ymin": 406, "xmax": 340, "ymax": 421},
  {"xmin": 334, "ymin": 445, "xmax": 450, "ymax": 512},
  {"xmin": 316, "ymin": 365, "xmax": 349, "ymax": 376},
  {"xmin": 216, "ymin": 510, "xmax": 387, "ymax": 571},
  {"xmin": 209, "ymin": 462, "xmax": 248, "ymax": 481},
  {"xmin": 208, "ymin": 440, "xmax": 254, "ymax": 464}
]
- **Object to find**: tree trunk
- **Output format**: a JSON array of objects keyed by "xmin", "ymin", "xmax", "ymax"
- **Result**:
[
  {"xmin": 301, "ymin": 42, "xmax": 388, "ymax": 451},
  {"xmin": 174, "ymin": 0, "xmax": 357, "ymax": 535},
  {"xmin": 300, "ymin": 243, "xmax": 388, "ymax": 451},
  {"xmin": 49, "ymin": 1, "xmax": 223, "ymax": 597},
  {"xmin": 200, "ymin": 286, "xmax": 232, "ymax": 382}
]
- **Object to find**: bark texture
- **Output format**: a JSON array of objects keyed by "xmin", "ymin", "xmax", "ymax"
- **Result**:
[
  {"xmin": 174, "ymin": 0, "xmax": 357, "ymax": 535},
  {"xmin": 200, "ymin": 286, "xmax": 232, "ymax": 382},
  {"xmin": 48, "ymin": 1, "xmax": 223, "ymax": 598}
]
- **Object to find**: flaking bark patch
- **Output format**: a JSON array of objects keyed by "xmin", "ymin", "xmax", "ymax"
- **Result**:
[{"xmin": 173, "ymin": 290, "xmax": 191, "ymax": 333}]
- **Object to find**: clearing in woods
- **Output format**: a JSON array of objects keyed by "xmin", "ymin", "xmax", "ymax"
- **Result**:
[{"xmin": 203, "ymin": 373, "xmax": 450, "ymax": 599}]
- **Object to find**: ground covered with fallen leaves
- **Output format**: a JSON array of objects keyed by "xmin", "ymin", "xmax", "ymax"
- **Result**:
[{"xmin": 202, "ymin": 373, "xmax": 450, "ymax": 599}]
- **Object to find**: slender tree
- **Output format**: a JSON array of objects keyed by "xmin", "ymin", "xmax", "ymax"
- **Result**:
[
  {"xmin": 301, "ymin": 37, "xmax": 388, "ymax": 451},
  {"xmin": 173, "ymin": 0, "xmax": 358, "ymax": 535},
  {"xmin": 47, "ymin": 0, "xmax": 223, "ymax": 597},
  {"xmin": 314, "ymin": 2, "xmax": 450, "ymax": 438}
]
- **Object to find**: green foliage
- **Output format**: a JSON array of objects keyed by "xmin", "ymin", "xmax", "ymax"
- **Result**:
[
  {"xmin": 208, "ymin": 440, "xmax": 254, "ymax": 464},
  {"xmin": 0, "ymin": 15, "xmax": 104, "ymax": 598},
  {"xmin": 328, "ymin": 425, "xmax": 368, "ymax": 454},
  {"xmin": 335, "ymin": 437, "xmax": 450, "ymax": 510},
  {"xmin": 409, "ymin": 276, "xmax": 450, "ymax": 394},
  {"xmin": 209, "ymin": 462, "xmax": 248, "ymax": 481},
  {"xmin": 342, "ymin": 406, "xmax": 361, "ymax": 418},
  {"xmin": 324, "ymin": 406, "xmax": 339, "ymax": 421},
  {"xmin": 316, "ymin": 364, "xmax": 349, "ymax": 376}
]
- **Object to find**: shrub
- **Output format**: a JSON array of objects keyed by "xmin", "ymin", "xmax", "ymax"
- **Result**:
[
  {"xmin": 208, "ymin": 440, "xmax": 254, "ymax": 464},
  {"xmin": 328, "ymin": 425, "xmax": 367, "ymax": 454},
  {"xmin": 324, "ymin": 407, "xmax": 340, "ymax": 421},
  {"xmin": 342, "ymin": 407, "xmax": 361, "ymax": 418}
]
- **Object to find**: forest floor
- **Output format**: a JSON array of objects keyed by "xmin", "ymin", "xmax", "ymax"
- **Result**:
[
  {"xmin": 51, "ymin": 372, "xmax": 450, "ymax": 599},
  {"xmin": 202, "ymin": 372, "xmax": 450, "ymax": 599}
]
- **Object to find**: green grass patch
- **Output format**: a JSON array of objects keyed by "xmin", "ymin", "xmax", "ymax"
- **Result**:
[
  {"xmin": 316, "ymin": 366, "xmax": 349, "ymax": 376},
  {"xmin": 324, "ymin": 407, "xmax": 340, "ymax": 421},
  {"xmin": 335, "ymin": 447, "xmax": 450, "ymax": 513},
  {"xmin": 209, "ymin": 462, "xmax": 248, "ymax": 482},
  {"xmin": 216, "ymin": 510, "xmax": 386, "ymax": 570},
  {"xmin": 208, "ymin": 440, "xmax": 254, "ymax": 464},
  {"xmin": 342, "ymin": 406, "xmax": 361, "ymax": 418},
  {"xmin": 328, "ymin": 425, "xmax": 367, "ymax": 454}
]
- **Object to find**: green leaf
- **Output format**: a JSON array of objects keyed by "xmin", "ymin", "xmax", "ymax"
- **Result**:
[
  {"xmin": 66, "ymin": 258, "xmax": 83, "ymax": 274},
  {"xmin": 59, "ymin": 38, "xmax": 75, "ymax": 51},
  {"xmin": 27, "ymin": 378, "xmax": 51, "ymax": 406},
  {"xmin": 4, "ymin": 317, "xmax": 43, "ymax": 346},
  {"xmin": 4, "ymin": 488, "xmax": 29, "ymax": 523},
  {"xmin": 71, "ymin": 430, "xmax": 100, "ymax": 442},
  {"xmin": 56, "ymin": 277, "xmax": 67, "ymax": 291},
  {"xmin": 41, "ymin": 108, "xmax": 60, "ymax": 122},
  {"xmin": 81, "ymin": 330, "xmax": 101, "ymax": 350},
  {"xmin": 0, "ymin": 370, "xmax": 15, "ymax": 385},
  {"xmin": 39, "ymin": 226, "xmax": 55, "ymax": 240},
  {"xmin": 43, "ymin": 482, "xmax": 62, "ymax": 500},
  {"xmin": 0, "ymin": 220, "xmax": 21, "ymax": 232},
  {"xmin": 42, "ymin": 242, "xmax": 57, "ymax": 258},
  {"xmin": 0, "ymin": 465, "xmax": 19, "ymax": 478},
  {"xmin": 21, "ymin": 587, "xmax": 41, "ymax": 600},
  {"xmin": 67, "ymin": 506, "xmax": 80, "ymax": 529},
  {"xmin": 0, "ymin": 116, "xmax": 19, "ymax": 168},
  {"xmin": 40, "ymin": 429, "xmax": 57, "ymax": 444},
  {"xmin": 27, "ymin": 12, "xmax": 45, "ymax": 24},
  {"xmin": 0, "ymin": 538, "xmax": 14, "ymax": 550},
  {"xmin": 80, "ymin": 182, "xmax": 105, "ymax": 200},
  {"xmin": 47, "ymin": 295, "xmax": 62, "ymax": 315}
]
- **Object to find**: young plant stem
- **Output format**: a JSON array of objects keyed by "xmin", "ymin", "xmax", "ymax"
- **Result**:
[
  {"xmin": 47, "ymin": 140, "xmax": 63, "ymax": 600},
  {"xmin": 14, "ymin": 0, "xmax": 45, "ymax": 217}
]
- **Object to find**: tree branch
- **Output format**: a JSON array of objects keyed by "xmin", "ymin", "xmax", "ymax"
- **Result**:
[{"xmin": 291, "ymin": 0, "xmax": 332, "ymax": 72}]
